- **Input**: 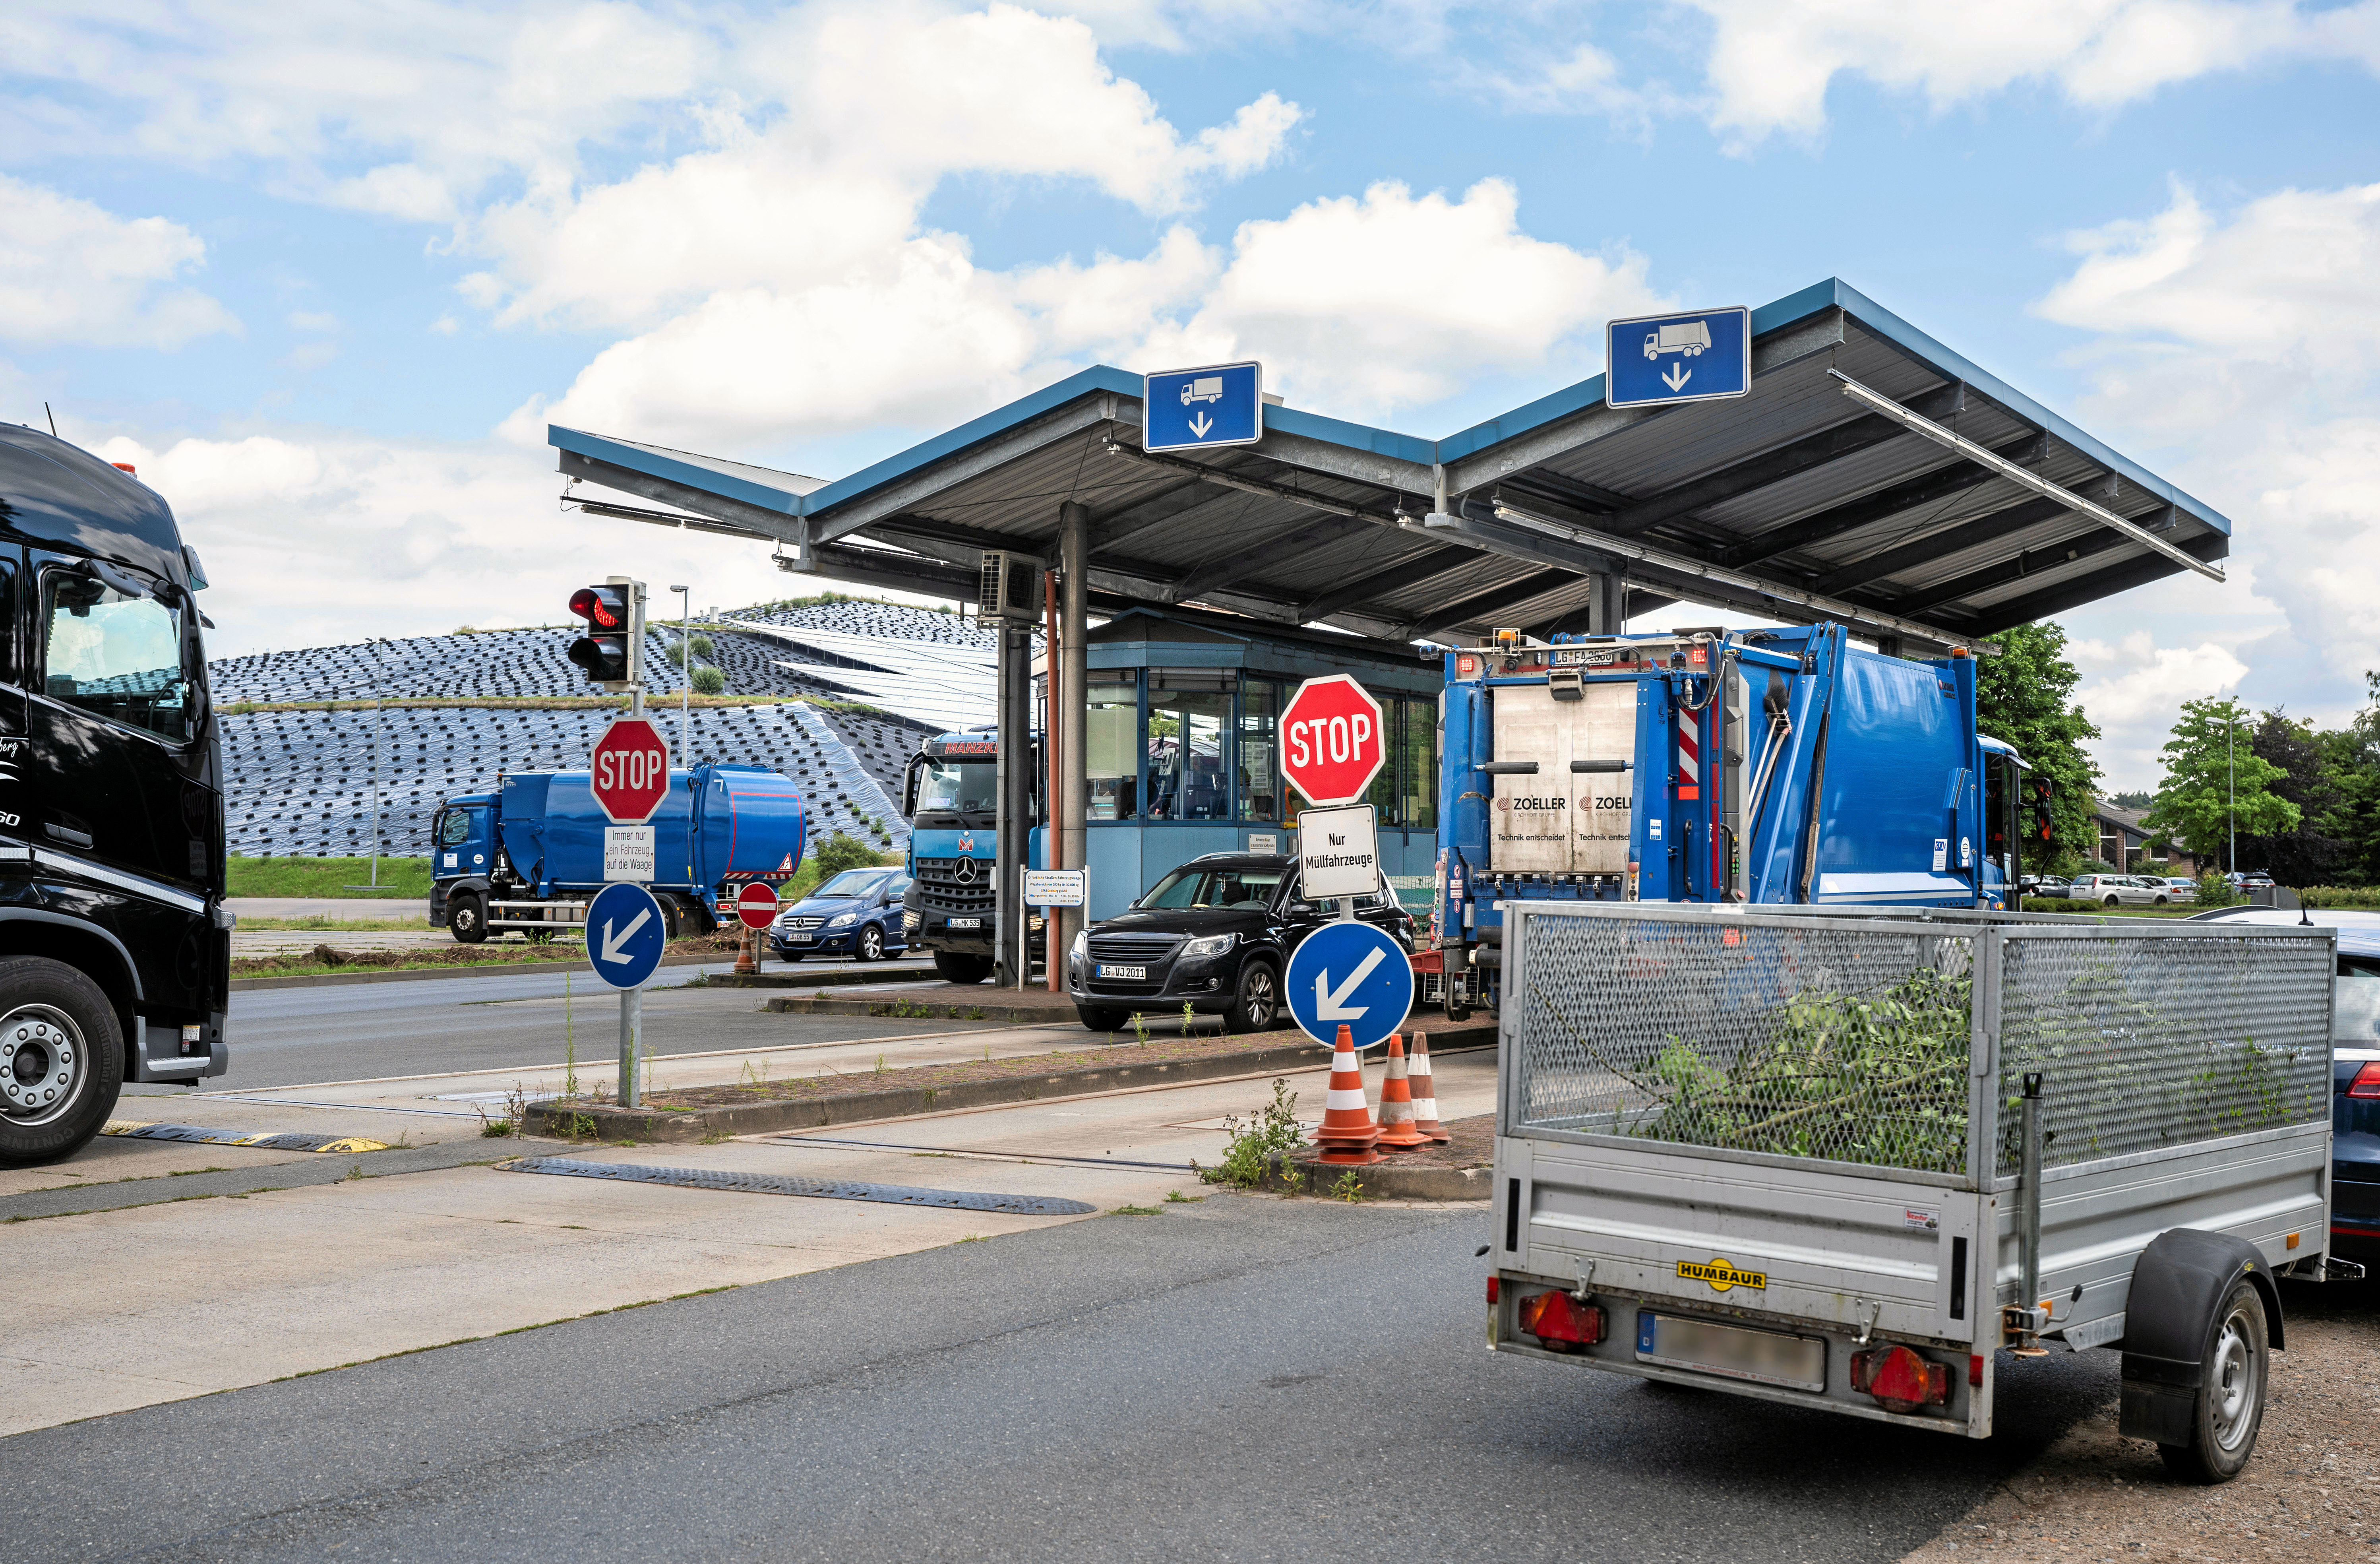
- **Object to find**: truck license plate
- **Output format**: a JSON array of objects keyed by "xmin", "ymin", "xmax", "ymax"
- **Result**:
[
  {"xmin": 1097, "ymin": 964, "xmax": 1147, "ymax": 981},
  {"xmin": 1635, "ymin": 1312, "xmax": 1826, "ymax": 1392},
  {"xmin": 948, "ymin": 917, "xmax": 980, "ymax": 930}
]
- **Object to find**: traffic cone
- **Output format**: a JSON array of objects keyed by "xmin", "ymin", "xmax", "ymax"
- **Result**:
[
  {"xmin": 1376, "ymin": 1033, "xmax": 1429, "ymax": 1151},
  {"xmin": 1313, "ymin": 1025, "xmax": 1381, "ymax": 1165},
  {"xmin": 1409, "ymin": 1031, "xmax": 1450, "ymax": 1143}
]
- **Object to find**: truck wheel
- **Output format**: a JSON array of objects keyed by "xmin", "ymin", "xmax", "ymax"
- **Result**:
[
  {"xmin": 933, "ymin": 951, "xmax": 994, "ymax": 985},
  {"xmin": 0, "ymin": 957, "xmax": 125, "ymax": 1168},
  {"xmin": 1224, "ymin": 961, "xmax": 1280, "ymax": 1032},
  {"xmin": 2159, "ymin": 1279, "xmax": 2269, "ymax": 1484},
  {"xmin": 1077, "ymin": 1005, "xmax": 1128, "ymax": 1032},
  {"xmin": 451, "ymin": 894, "xmax": 489, "ymax": 943},
  {"xmin": 856, "ymin": 925, "xmax": 885, "ymax": 963}
]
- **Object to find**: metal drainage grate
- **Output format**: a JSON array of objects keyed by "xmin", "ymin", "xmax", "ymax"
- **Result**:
[{"xmin": 498, "ymin": 1157, "xmax": 1097, "ymax": 1216}]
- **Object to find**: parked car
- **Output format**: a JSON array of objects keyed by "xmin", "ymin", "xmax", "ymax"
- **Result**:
[
  {"xmin": 2021, "ymin": 874, "xmax": 2072, "ymax": 897},
  {"xmin": 2163, "ymin": 876, "xmax": 2198, "ymax": 902},
  {"xmin": 767, "ymin": 868, "xmax": 914, "ymax": 962},
  {"xmin": 2069, "ymin": 872, "xmax": 2171, "ymax": 907},
  {"xmin": 1065, "ymin": 853, "xmax": 1415, "ymax": 1033}
]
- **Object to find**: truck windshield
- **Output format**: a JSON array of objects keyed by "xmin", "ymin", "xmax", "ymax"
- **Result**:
[
  {"xmin": 435, "ymin": 810, "xmax": 474, "ymax": 847},
  {"xmin": 1137, "ymin": 866, "xmax": 1283, "ymax": 910},
  {"xmin": 916, "ymin": 758, "xmax": 998, "ymax": 819},
  {"xmin": 41, "ymin": 573, "xmax": 193, "ymax": 743}
]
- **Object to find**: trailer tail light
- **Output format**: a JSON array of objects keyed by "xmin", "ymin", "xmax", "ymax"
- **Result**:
[
  {"xmin": 1485, "ymin": 1276, "xmax": 1499, "ymax": 1304},
  {"xmin": 2349, "ymin": 1061, "xmax": 2380, "ymax": 1099},
  {"xmin": 1849, "ymin": 1345, "xmax": 1950, "ymax": 1413},
  {"xmin": 1969, "ymin": 1354, "xmax": 1984, "ymax": 1388},
  {"xmin": 1516, "ymin": 1289, "xmax": 1603, "ymax": 1350}
]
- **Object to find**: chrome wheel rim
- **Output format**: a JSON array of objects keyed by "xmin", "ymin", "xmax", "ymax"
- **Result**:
[
  {"xmin": 0, "ymin": 1005, "xmax": 89, "ymax": 1127},
  {"xmin": 2210, "ymin": 1307, "xmax": 2261, "ymax": 1452},
  {"xmin": 1245, "ymin": 969, "xmax": 1275, "ymax": 1025},
  {"xmin": 860, "ymin": 927, "xmax": 882, "ymax": 960}
]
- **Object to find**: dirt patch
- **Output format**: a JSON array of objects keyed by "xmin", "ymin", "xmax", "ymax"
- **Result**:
[{"xmin": 1902, "ymin": 1278, "xmax": 2380, "ymax": 1562}]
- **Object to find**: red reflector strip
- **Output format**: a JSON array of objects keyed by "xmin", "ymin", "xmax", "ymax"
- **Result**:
[
  {"xmin": 2350, "ymin": 1061, "xmax": 2380, "ymax": 1099},
  {"xmin": 1677, "ymin": 787, "xmax": 1699, "ymax": 800},
  {"xmin": 1485, "ymin": 1276, "xmax": 1500, "ymax": 1304},
  {"xmin": 1969, "ymin": 1354, "xmax": 1984, "ymax": 1388}
]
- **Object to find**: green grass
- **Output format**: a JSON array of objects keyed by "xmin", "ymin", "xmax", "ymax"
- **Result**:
[{"xmin": 227, "ymin": 855, "xmax": 432, "ymax": 899}]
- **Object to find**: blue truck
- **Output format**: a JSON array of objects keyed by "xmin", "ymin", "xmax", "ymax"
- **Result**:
[
  {"xmin": 899, "ymin": 728, "xmax": 1042, "ymax": 983},
  {"xmin": 430, "ymin": 763, "xmax": 806, "ymax": 944},
  {"xmin": 1427, "ymin": 622, "xmax": 2028, "ymax": 1017}
]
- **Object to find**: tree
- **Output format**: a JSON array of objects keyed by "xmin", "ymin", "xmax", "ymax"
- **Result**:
[
  {"xmin": 2236, "ymin": 709, "xmax": 2351, "ymax": 885},
  {"xmin": 2141, "ymin": 697, "xmax": 2299, "ymax": 869},
  {"xmin": 1973, "ymin": 622, "xmax": 2102, "ymax": 872},
  {"xmin": 813, "ymin": 831, "xmax": 893, "ymax": 876}
]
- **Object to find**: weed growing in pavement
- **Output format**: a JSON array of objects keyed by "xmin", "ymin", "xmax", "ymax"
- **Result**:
[
  {"xmin": 1113, "ymin": 1204, "xmax": 1159, "ymax": 1216},
  {"xmin": 873, "ymin": 1052, "xmax": 888, "ymax": 1077},
  {"xmin": 966, "ymin": 1006, "xmax": 986, "ymax": 1020},
  {"xmin": 700, "ymin": 1131, "xmax": 731, "ymax": 1144},
  {"xmin": 480, "ymin": 1117, "xmax": 514, "ymax": 1138},
  {"xmin": 1181, "ymin": 1002, "xmax": 1196, "ymax": 1035},
  {"xmin": 562, "ymin": 971, "xmax": 578, "ymax": 1100},
  {"xmin": 1130, "ymin": 1012, "xmax": 1150, "ymax": 1044},
  {"xmin": 1330, "ymin": 1170, "xmax": 1364, "ymax": 1204},
  {"xmin": 343, "ymin": 1162, "xmax": 364, "ymax": 1182},
  {"xmin": 1198, "ymin": 1077, "xmax": 1304, "ymax": 1189},
  {"xmin": 1164, "ymin": 1189, "xmax": 1196, "ymax": 1203},
  {"xmin": 957, "ymin": 1233, "xmax": 986, "ymax": 1243}
]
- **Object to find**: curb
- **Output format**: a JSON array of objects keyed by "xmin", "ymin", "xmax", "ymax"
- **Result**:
[
  {"xmin": 1267, "ymin": 1151, "xmax": 1491, "ymax": 1202},
  {"xmin": 523, "ymin": 1032, "xmax": 1496, "ymax": 1144},
  {"xmin": 231, "ymin": 950, "xmax": 723, "ymax": 993},
  {"xmin": 706, "ymin": 965, "xmax": 943, "ymax": 990},
  {"xmin": 759, "ymin": 993, "xmax": 1090, "ymax": 1024}
]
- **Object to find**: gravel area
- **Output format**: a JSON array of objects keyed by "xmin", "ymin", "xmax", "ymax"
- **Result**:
[{"xmin": 1903, "ymin": 1276, "xmax": 2380, "ymax": 1562}]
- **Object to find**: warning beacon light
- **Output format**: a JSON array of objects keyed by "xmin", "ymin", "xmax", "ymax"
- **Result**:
[{"xmin": 567, "ymin": 581, "xmax": 639, "ymax": 685}]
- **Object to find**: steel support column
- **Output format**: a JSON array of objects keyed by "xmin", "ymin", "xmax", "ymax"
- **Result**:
[
  {"xmin": 1586, "ymin": 570, "xmax": 1627, "ymax": 634},
  {"xmin": 1059, "ymin": 502, "xmax": 1089, "ymax": 989},
  {"xmin": 995, "ymin": 620, "xmax": 1033, "ymax": 986}
]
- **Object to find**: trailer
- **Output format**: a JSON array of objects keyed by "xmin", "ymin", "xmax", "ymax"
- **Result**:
[{"xmin": 1487, "ymin": 899, "xmax": 2350, "ymax": 1481}]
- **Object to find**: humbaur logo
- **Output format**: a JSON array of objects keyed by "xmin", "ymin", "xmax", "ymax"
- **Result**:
[{"xmin": 1678, "ymin": 1256, "xmax": 1766, "ymax": 1293}]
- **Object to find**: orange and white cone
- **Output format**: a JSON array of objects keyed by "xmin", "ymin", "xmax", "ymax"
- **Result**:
[
  {"xmin": 1314, "ymin": 1024, "xmax": 1381, "ymax": 1165},
  {"xmin": 1376, "ymin": 1033, "xmax": 1429, "ymax": 1151},
  {"xmin": 1409, "ymin": 1031, "xmax": 1450, "ymax": 1143}
]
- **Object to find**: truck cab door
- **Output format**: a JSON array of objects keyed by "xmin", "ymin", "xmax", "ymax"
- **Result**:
[{"xmin": 0, "ymin": 552, "xmax": 27, "ymax": 843}]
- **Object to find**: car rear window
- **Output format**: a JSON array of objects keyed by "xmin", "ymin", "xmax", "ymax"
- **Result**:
[{"xmin": 2340, "ymin": 958, "xmax": 2380, "ymax": 1044}]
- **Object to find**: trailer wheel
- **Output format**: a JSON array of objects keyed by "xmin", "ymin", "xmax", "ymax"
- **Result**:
[
  {"xmin": 0, "ymin": 957, "xmax": 124, "ymax": 1167},
  {"xmin": 2158, "ymin": 1279, "xmax": 2269, "ymax": 1484},
  {"xmin": 451, "ymin": 893, "xmax": 489, "ymax": 943}
]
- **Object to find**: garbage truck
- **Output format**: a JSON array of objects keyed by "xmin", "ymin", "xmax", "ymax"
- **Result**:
[
  {"xmin": 429, "ymin": 763, "xmax": 805, "ymax": 942},
  {"xmin": 1487, "ymin": 897, "xmax": 2354, "ymax": 1479},
  {"xmin": 1424, "ymin": 622, "xmax": 2032, "ymax": 1017}
]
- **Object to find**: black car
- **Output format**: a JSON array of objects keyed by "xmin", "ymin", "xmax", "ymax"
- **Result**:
[{"xmin": 1066, "ymin": 853, "xmax": 1414, "ymax": 1033}]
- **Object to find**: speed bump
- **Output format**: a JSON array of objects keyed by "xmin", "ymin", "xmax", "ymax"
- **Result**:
[{"xmin": 101, "ymin": 1121, "xmax": 391, "ymax": 1153}]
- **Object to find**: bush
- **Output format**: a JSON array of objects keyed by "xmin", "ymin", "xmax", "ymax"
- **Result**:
[
  {"xmin": 2022, "ymin": 897, "xmax": 2104, "ymax": 913},
  {"xmin": 666, "ymin": 641, "xmax": 686, "ymax": 668},
  {"xmin": 690, "ymin": 666, "xmax": 726, "ymax": 695},
  {"xmin": 689, "ymin": 634, "xmax": 715, "ymax": 659},
  {"xmin": 2301, "ymin": 886, "xmax": 2380, "ymax": 909},
  {"xmin": 813, "ymin": 831, "xmax": 897, "ymax": 876},
  {"xmin": 2195, "ymin": 872, "xmax": 2243, "ymax": 909}
]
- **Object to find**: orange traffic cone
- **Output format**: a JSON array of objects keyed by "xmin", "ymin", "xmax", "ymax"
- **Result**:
[
  {"xmin": 1409, "ymin": 1031, "xmax": 1450, "ymax": 1143},
  {"xmin": 1313, "ymin": 1025, "xmax": 1381, "ymax": 1165},
  {"xmin": 1376, "ymin": 1033, "xmax": 1429, "ymax": 1151}
]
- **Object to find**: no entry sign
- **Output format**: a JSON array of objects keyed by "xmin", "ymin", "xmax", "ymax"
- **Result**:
[
  {"xmin": 1280, "ymin": 675, "xmax": 1386, "ymax": 807},
  {"xmin": 590, "ymin": 715, "xmax": 671, "ymax": 824},
  {"xmin": 734, "ymin": 881, "xmax": 780, "ymax": 930}
]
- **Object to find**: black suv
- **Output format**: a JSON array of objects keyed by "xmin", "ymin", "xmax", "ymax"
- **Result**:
[{"xmin": 1066, "ymin": 853, "xmax": 1414, "ymax": 1033}]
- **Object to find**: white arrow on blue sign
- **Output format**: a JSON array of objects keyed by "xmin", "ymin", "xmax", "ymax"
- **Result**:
[
  {"xmin": 1144, "ymin": 361, "xmax": 1263, "ymax": 452},
  {"xmin": 1605, "ymin": 307, "xmax": 1751, "ymax": 411},
  {"xmin": 1284, "ymin": 919, "xmax": 1414, "ymax": 1051},
  {"xmin": 585, "ymin": 881, "xmax": 666, "ymax": 990}
]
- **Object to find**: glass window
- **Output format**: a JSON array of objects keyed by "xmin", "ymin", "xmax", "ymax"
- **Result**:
[
  {"xmin": 1367, "ymin": 700, "xmax": 1398, "ymax": 821},
  {"xmin": 1148, "ymin": 671, "xmax": 1230, "ymax": 821},
  {"xmin": 42, "ymin": 569, "xmax": 192, "ymax": 743},
  {"xmin": 1400, "ymin": 696, "xmax": 1437, "ymax": 829},
  {"xmin": 435, "ymin": 810, "xmax": 473, "ymax": 847},
  {"xmin": 817, "ymin": 869, "xmax": 896, "ymax": 898},
  {"xmin": 1086, "ymin": 679, "xmax": 1139, "ymax": 821},
  {"xmin": 1238, "ymin": 681, "xmax": 1280, "ymax": 821},
  {"xmin": 1137, "ymin": 863, "xmax": 1284, "ymax": 909},
  {"xmin": 2338, "ymin": 959, "xmax": 2380, "ymax": 1043}
]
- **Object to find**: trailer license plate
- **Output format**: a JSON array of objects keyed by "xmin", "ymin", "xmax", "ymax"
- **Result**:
[
  {"xmin": 948, "ymin": 917, "xmax": 980, "ymax": 929},
  {"xmin": 1097, "ymin": 964, "xmax": 1147, "ymax": 980},
  {"xmin": 1635, "ymin": 1312, "xmax": 1826, "ymax": 1392}
]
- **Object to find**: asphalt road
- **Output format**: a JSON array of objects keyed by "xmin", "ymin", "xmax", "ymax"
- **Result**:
[
  {"xmin": 176, "ymin": 954, "xmax": 976, "ymax": 1091},
  {"xmin": 0, "ymin": 1195, "xmax": 2115, "ymax": 1564}
]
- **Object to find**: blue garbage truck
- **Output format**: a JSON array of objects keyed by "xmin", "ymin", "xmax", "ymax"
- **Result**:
[
  {"xmin": 1425, "ymin": 622, "xmax": 2030, "ymax": 1017},
  {"xmin": 899, "ymin": 728, "xmax": 1042, "ymax": 984},
  {"xmin": 430, "ymin": 763, "xmax": 806, "ymax": 944}
]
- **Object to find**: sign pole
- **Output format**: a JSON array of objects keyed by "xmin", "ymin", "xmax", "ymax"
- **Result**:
[{"xmin": 621, "ymin": 584, "xmax": 647, "ymax": 1107}]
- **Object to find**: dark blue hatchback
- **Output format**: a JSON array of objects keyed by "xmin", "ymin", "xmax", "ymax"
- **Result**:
[{"xmin": 767, "ymin": 868, "xmax": 914, "ymax": 963}]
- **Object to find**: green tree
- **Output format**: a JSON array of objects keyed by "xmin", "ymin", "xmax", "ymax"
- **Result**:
[
  {"xmin": 2141, "ymin": 697, "xmax": 2299, "ymax": 870},
  {"xmin": 813, "ymin": 831, "xmax": 893, "ymax": 876},
  {"xmin": 2237, "ymin": 709, "xmax": 2351, "ymax": 885},
  {"xmin": 1973, "ymin": 622, "xmax": 2102, "ymax": 872},
  {"xmin": 2324, "ymin": 671, "xmax": 2380, "ymax": 886}
]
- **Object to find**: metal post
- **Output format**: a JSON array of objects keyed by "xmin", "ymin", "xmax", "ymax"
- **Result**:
[
  {"xmin": 1043, "ymin": 569, "xmax": 1063, "ymax": 992},
  {"xmin": 2017, "ymin": 1071, "xmax": 2044, "ymax": 1333},
  {"xmin": 995, "ymin": 621, "xmax": 1031, "ymax": 987},
  {"xmin": 672, "ymin": 583, "xmax": 691, "ymax": 766},
  {"xmin": 1585, "ymin": 567, "xmax": 1627, "ymax": 636},
  {"xmin": 620, "ymin": 581, "xmax": 647, "ymax": 1107},
  {"xmin": 1059, "ymin": 501, "xmax": 1089, "ymax": 979},
  {"xmin": 368, "ymin": 638, "xmax": 385, "ymax": 886},
  {"xmin": 2227, "ymin": 707, "xmax": 2236, "ymax": 874}
]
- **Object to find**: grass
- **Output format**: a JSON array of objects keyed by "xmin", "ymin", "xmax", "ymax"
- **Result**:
[{"xmin": 229, "ymin": 855, "xmax": 432, "ymax": 899}]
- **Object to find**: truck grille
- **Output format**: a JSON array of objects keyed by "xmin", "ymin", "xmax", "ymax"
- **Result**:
[{"xmin": 913, "ymin": 857, "xmax": 995, "ymax": 917}]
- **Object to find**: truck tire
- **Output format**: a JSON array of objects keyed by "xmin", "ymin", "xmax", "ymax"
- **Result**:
[
  {"xmin": 1224, "ymin": 960, "xmax": 1281, "ymax": 1032},
  {"xmin": 1077, "ymin": 1005, "xmax": 1128, "ymax": 1032},
  {"xmin": 934, "ymin": 951, "xmax": 994, "ymax": 985},
  {"xmin": 2157, "ymin": 1279, "xmax": 2270, "ymax": 1484},
  {"xmin": 856, "ymin": 925, "xmax": 885, "ymax": 962},
  {"xmin": 0, "ymin": 957, "xmax": 125, "ymax": 1168},
  {"xmin": 451, "ymin": 893, "xmax": 489, "ymax": 943}
]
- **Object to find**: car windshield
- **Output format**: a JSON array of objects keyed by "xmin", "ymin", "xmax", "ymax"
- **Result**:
[
  {"xmin": 817, "ymin": 870, "xmax": 893, "ymax": 899},
  {"xmin": 1137, "ymin": 865, "xmax": 1284, "ymax": 910},
  {"xmin": 2340, "ymin": 959, "xmax": 2380, "ymax": 1043}
]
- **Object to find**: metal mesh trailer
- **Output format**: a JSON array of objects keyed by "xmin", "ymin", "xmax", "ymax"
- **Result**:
[{"xmin": 1489, "ymin": 901, "xmax": 2339, "ymax": 1476}]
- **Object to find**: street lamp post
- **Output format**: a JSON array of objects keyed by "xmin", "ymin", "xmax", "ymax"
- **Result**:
[
  {"xmin": 670, "ymin": 584, "xmax": 691, "ymax": 766},
  {"xmin": 2227, "ymin": 704, "xmax": 2237, "ymax": 875}
]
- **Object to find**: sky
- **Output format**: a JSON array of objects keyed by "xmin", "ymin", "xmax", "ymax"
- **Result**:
[{"xmin": 5, "ymin": 0, "xmax": 2379, "ymax": 791}]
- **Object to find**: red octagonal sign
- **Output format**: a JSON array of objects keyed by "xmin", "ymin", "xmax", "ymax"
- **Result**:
[
  {"xmin": 590, "ymin": 715, "xmax": 672, "ymax": 824},
  {"xmin": 1280, "ymin": 674, "xmax": 1386, "ymax": 807}
]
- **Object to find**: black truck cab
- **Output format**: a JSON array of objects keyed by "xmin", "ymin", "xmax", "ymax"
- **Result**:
[{"xmin": 0, "ymin": 425, "xmax": 230, "ymax": 1165}]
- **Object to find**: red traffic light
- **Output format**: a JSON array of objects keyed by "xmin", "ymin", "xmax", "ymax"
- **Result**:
[{"xmin": 571, "ymin": 585, "xmax": 628, "ymax": 630}]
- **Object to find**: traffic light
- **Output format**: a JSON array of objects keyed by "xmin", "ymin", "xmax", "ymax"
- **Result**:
[{"xmin": 567, "ymin": 579, "xmax": 643, "ymax": 686}]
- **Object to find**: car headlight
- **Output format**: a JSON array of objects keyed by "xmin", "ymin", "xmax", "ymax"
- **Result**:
[
  {"xmin": 1181, "ymin": 932, "xmax": 1235, "ymax": 958},
  {"xmin": 827, "ymin": 912, "xmax": 857, "ymax": 928},
  {"xmin": 1070, "ymin": 930, "xmax": 1088, "ymax": 959}
]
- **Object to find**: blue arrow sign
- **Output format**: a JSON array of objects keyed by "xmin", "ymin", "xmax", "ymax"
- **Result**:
[
  {"xmin": 1144, "ymin": 361, "xmax": 1263, "ymax": 452},
  {"xmin": 585, "ymin": 882, "xmax": 666, "ymax": 990},
  {"xmin": 1605, "ymin": 307, "xmax": 1751, "ymax": 410},
  {"xmin": 1284, "ymin": 919, "xmax": 1414, "ymax": 1051}
]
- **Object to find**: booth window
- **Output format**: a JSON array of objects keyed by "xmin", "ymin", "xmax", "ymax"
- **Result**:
[
  {"xmin": 1086, "ymin": 675, "xmax": 1139, "ymax": 820},
  {"xmin": 1238, "ymin": 680, "xmax": 1280, "ymax": 820},
  {"xmin": 1148, "ymin": 668, "xmax": 1232, "ymax": 821},
  {"xmin": 1398, "ymin": 696, "xmax": 1437, "ymax": 829}
]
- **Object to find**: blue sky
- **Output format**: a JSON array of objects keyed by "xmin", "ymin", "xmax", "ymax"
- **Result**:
[{"xmin": 5, "ymin": 0, "xmax": 2380, "ymax": 789}]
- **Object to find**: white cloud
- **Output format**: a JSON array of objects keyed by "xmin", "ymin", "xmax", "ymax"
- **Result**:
[
  {"xmin": 0, "ymin": 175, "xmax": 239, "ymax": 349},
  {"xmin": 1683, "ymin": 0, "xmax": 2366, "ymax": 144},
  {"xmin": 2069, "ymin": 630, "xmax": 2250, "ymax": 787}
]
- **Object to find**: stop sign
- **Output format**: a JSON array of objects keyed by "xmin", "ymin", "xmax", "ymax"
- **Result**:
[
  {"xmin": 734, "ymin": 881, "xmax": 779, "ymax": 930},
  {"xmin": 589, "ymin": 715, "xmax": 671, "ymax": 824},
  {"xmin": 1279, "ymin": 674, "xmax": 1386, "ymax": 806}
]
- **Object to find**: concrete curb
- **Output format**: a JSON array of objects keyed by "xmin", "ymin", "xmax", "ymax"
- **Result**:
[
  {"xmin": 523, "ymin": 1033, "xmax": 1496, "ymax": 1144},
  {"xmin": 758, "ymin": 992, "xmax": 1089, "ymax": 1024},
  {"xmin": 704, "ymin": 966, "xmax": 943, "ymax": 990},
  {"xmin": 230, "ymin": 950, "xmax": 723, "ymax": 993},
  {"xmin": 1267, "ymin": 1151, "xmax": 1492, "ymax": 1203}
]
